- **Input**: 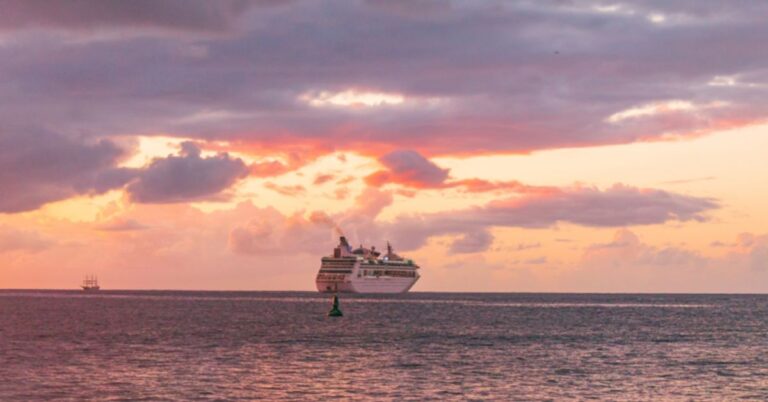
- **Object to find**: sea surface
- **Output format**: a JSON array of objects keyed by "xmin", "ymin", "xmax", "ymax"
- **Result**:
[{"xmin": 0, "ymin": 291, "xmax": 766, "ymax": 401}]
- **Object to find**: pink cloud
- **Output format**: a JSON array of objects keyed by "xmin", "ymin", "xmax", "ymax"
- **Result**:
[
  {"xmin": 229, "ymin": 187, "xmax": 394, "ymax": 256},
  {"xmin": 583, "ymin": 229, "xmax": 706, "ymax": 267},
  {"xmin": 228, "ymin": 208, "xmax": 330, "ymax": 256},
  {"xmin": 231, "ymin": 183, "xmax": 718, "ymax": 257},
  {"xmin": 250, "ymin": 160, "xmax": 292, "ymax": 178},
  {"xmin": 366, "ymin": 150, "xmax": 557, "ymax": 194},
  {"xmin": 0, "ymin": 225, "xmax": 53, "ymax": 253},
  {"xmin": 94, "ymin": 218, "xmax": 150, "ymax": 232}
]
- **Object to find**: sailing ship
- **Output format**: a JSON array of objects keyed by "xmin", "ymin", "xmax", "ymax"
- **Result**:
[{"xmin": 81, "ymin": 275, "xmax": 100, "ymax": 292}]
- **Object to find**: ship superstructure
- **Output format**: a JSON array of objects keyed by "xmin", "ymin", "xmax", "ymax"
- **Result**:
[
  {"xmin": 81, "ymin": 275, "xmax": 100, "ymax": 292},
  {"xmin": 316, "ymin": 236, "xmax": 420, "ymax": 293}
]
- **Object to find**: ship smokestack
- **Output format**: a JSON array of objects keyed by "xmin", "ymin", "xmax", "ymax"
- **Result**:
[{"xmin": 338, "ymin": 236, "xmax": 353, "ymax": 254}]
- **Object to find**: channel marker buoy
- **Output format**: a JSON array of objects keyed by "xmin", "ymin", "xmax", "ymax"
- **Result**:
[{"xmin": 328, "ymin": 294, "xmax": 343, "ymax": 317}]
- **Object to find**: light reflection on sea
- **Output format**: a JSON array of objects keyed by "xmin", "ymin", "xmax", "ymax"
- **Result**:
[{"xmin": 0, "ymin": 291, "xmax": 766, "ymax": 400}]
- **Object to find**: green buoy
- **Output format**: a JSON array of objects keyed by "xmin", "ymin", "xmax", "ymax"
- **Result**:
[{"xmin": 328, "ymin": 294, "xmax": 343, "ymax": 317}]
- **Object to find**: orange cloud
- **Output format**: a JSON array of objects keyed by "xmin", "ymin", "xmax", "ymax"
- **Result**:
[{"xmin": 263, "ymin": 182, "xmax": 306, "ymax": 197}]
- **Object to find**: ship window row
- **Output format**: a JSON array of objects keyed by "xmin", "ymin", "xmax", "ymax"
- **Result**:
[
  {"xmin": 321, "ymin": 262, "xmax": 356, "ymax": 267},
  {"xmin": 319, "ymin": 269, "xmax": 353, "ymax": 274},
  {"xmin": 361, "ymin": 261, "xmax": 414, "ymax": 266},
  {"xmin": 361, "ymin": 270, "xmax": 416, "ymax": 278},
  {"xmin": 317, "ymin": 273, "xmax": 346, "ymax": 281}
]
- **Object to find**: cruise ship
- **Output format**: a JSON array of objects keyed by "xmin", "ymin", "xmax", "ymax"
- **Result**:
[{"xmin": 316, "ymin": 236, "xmax": 420, "ymax": 293}]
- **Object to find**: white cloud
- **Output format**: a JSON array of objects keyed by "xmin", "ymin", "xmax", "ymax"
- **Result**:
[
  {"xmin": 648, "ymin": 13, "xmax": 666, "ymax": 23},
  {"xmin": 606, "ymin": 100, "xmax": 729, "ymax": 123},
  {"xmin": 300, "ymin": 90, "xmax": 405, "ymax": 108}
]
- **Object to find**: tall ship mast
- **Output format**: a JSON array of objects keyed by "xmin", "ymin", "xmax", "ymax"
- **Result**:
[
  {"xmin": 81, "ymin": 275, "xmax": 100, "ymax": 292},
  {"xmin": 316, "ymin": 236, "xmax": 420, "ymax": 293}
]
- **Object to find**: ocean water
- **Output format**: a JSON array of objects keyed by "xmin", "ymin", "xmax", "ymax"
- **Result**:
[{"xmin": 0, "ymin": 291, "xmax": 767, "ymax": 401}]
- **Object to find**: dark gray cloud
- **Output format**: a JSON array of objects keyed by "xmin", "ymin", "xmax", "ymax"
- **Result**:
[
  {"xmin": 0, "ymin": 0, "xmax": 261, "ymax": 33},
  {"xmin": 1, "ymin": 0, "xmax": 766, "ymax": 160},
  {"xmin": 126, "ymin": 142, "xmax": 249, "ymax": 203},
  {"xmin": 476, "ymin": 184, "xmax": 718, "ymax": 227},
  {"xmin": 383, "ymin": 184, "xmax": 718, "ymax": 251},
  {"xmin": 366, "ymin": 150, "xmax": 449, "ymax": 187},
  {"xmin": 449, "ymin": 229, "xmax": 494, "ymax": 254},
  {"xmin": 0, "ymin": 130, "xmax": 250, "ymax": 213},
  {"xmin": 0, "ymin": 128, "xmax": 134, "ymax": 213}
]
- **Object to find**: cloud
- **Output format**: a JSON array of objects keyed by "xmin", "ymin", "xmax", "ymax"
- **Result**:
[
  {"xmin": 366, "ymin": 150, "xmax": 449, "ymax": 188},
  {"xmin": 352, "ymin": 187, "xmax": 393, "ymax": 218},
  {"xmin": 448, "ymin": 229, "xmax": 494, "ymax": 254},
  {"xmin": 502, "ymin": 256, "xmax": 548, "ymax": 266},
  {"xmin": 385, "ymin": 184, "xmax": 718, "ymax": 252},
  {"xmin": 366, "ymin": 150, "xmax": 556, "ymax": 194},
  {"xmin": 228, "ymin": 207, "xmax": 330, "ymax": 256},
  {"xmin": 250, "ymin": 160, "xmax": 293, "ymax": 177},
  {"xmin": 226, "ymin": 183, "xmax": 717, "ymax": 256},
  {"xmin": 0, "ymin": 129, "xmax": 134, "ymax": 213},
  {"xmin": 511, "ymin": 242, "xmax": 541, "ymax": 251},
  {"xmin": 313, "ymin": 173, "xmax": 335, "ymax": 185},
  {"xmin": 477, "ymin": 184, "xmax": 718, "ymax": 227},
  {"xmin": 94, "ymin": 218, "xmax": 150, "ymax": 232},
  {"xmin": 229, "ymin": 187, "xmax": 393, "ymax": 256},
  {"xmin": 2, "ymin": 0, "xmax": 762, "ymax": 227},
  {"xmin": 0, "ymin": 133, "xmax": 252, "ymax": 213},
  {"xmin": 263, "ymin": 182, "xmax": 306, "ymax": 197},
  {"xmin": 583, "ymin": 229, "xmax": 706, "ymax": 267},
  {"xmin": 0, "ymin": 225, "xmax": 53, "ymax": 253},
  {"xmin": 448, "ymin": 179, "xmax": 557, "ymax": 194},
  {"xmin": 545, "ymin": 229, "xmax": 768, "ymax": 292},
  {"xmin": 2, "ymin": 0, "xmax": 766, "ymax": 166},
  {"xmin": 0, "ymin": 0, "xmax": 260, "ymax": 33},
  {"xmin": 660, "ymin": 176, "xmax": 716, "ymax": 185},
  {"xmin": 126, "ymin": 142, "xmax": 248, "ymax": 203},
  {"xmin": 733, "ymin": 233, "xmax": 768, "ymax": 271}
]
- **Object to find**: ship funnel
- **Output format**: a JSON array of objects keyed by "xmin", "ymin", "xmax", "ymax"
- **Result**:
[{"xmin": 339, "ymin": 236, "xmax": 353, "ymax": 254}]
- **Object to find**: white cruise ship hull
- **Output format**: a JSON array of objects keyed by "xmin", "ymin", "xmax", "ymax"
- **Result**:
[{"xmin": 316, "ymin": 275, "xmax": 418, "ymax": 294}]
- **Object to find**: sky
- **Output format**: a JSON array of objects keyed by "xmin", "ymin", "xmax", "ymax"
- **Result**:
[{"xmin": 1, "ymin": 0, "xmax": 767, "ymax": 292}]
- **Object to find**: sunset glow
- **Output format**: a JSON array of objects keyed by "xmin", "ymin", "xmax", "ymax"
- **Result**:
[{"xmin": 1, "ymin": 0, "xmax": 767, "ymax": 292}]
